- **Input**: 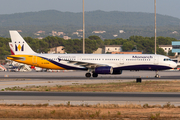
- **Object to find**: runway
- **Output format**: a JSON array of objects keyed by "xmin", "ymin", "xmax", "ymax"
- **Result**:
[
  {"xmin": 0, "ymin": 70, "xmax": 180, "ymax": 80},
  {"xmin": 0, "ymin": 92, "xmax": 180, "ymax": 106},
  {"xmin": 0, "ymin": 92, "xmax": 180, "ymax": 101},
  {"xmin": 0, "ymin": 70, "xmax": 180, "ymax": 90},
  {"xmin": 0, "ymin": 70, "xmax": 180, "ymax": 106}
]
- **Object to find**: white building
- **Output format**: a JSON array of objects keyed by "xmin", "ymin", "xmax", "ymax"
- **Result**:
[
  {"xmin": 37, "ymin": 31, "xmax": 45, "ymax": 34},
  {"xmin": 63, "ymin": 36, "xmax": 71, "ymax": 40},
  {"xmin": 159, "ymin": 45, "xmax": 178, "ymax": 56},
  {"xmin": 57, "ymin": 32, "xmax": 64, "ymax": 36},
  {"xmin": 104, "ymin": 45, "xmax": 122, "ymax": 53},
  {"xmin": 159, "ymin": 45, "xmax": 172, "ymax": 54},
  {"xmin": 48, "ymin": 46, "xmax": 65, "ymax": 54},
  {"xmin": 119, "ymin": 30, "xmax": 125, "ymax": 33},
  {"xmin": 72, "ymin": 32, "xmax": 79, "ymax": 35},
  {"xmin": 113, "ymin": 35, "xmax": 118, "ymax": 37},
  {"xmin": 77, "ymin": 29, "xmax": 83, "ymax": 32},
  {"xmin": 52, "ymin": 31, "xmax": 64, "ymax": 36},
  {"xmin": 172, "ymin": 31, "xmax": 178, "ymax": 34},
  {"xmin": 92, "ymin": 31, "xmax": 106, "ymax": 34}
]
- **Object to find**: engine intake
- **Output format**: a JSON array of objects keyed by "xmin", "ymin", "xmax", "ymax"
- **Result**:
[{"xmin": 94, "ymin": 66, "xmax": 113, "ymax": 74}]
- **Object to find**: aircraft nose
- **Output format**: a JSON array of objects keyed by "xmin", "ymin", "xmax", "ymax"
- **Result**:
[{"xmin": 171, "ymin": 62, "xmax": 177, "ymax": 68}]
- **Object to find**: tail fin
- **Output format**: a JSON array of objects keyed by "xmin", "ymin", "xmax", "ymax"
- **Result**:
[
  {"xmin": 9, "ymin": 42, "xmax": 15, "ymax": 55},
  {"xmin": 9, "ymin": 30, "xmax": 36, "ymax": 55}
]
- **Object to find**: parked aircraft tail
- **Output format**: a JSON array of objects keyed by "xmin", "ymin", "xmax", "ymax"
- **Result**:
[
  {"xmin": 0, "ymin": 64, "xmax": 7, "ymax": 71},
  {"xmin": 9, "ymin": 30, "xmax": 36, "ymax": 55}
]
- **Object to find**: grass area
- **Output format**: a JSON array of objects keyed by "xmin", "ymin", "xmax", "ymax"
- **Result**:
[
  {"xmin": 3, "ymin": 80, "xmax": 180, "ymax": 92},
  {"xmin": 0, "ymin": 103, "xmax": 180, "ymax": 119}
]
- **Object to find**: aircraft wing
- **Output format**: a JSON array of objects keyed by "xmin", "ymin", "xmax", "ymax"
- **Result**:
[{"xmin": 64, "ymin": 60, "xmax": 108, "ymax": 69}]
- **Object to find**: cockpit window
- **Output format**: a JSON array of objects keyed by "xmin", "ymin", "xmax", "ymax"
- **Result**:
[{"xmin": 164, "ymin": 58, "xmax": 172, "ymax": 61}]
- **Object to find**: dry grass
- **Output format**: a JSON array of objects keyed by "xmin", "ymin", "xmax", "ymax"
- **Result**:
[
  {"xmin": 0, "ymin": 103, "xmax": 180, "ymax": 119},
  {"xmin": 3, "ymin": 80, "xmax": 180, "ymax": 92}
]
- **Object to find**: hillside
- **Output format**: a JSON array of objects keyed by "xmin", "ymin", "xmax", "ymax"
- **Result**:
[
  {"xmin": 0, "ymin": 10, "xmax": 180, "ymax": 27},
  {"xmin": 0, "ymin": 10, "xmax": 180, "ymax": 39}
]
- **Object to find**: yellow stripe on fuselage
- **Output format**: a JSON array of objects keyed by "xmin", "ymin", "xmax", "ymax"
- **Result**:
[{"xmin": 7, "ymin": 55, "xmax": 66, "ymax": 70}]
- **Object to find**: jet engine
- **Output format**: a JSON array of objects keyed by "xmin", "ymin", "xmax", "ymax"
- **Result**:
[{"xmin": 94, "ymin": 66, "xmax": 113, "ymax": 74}]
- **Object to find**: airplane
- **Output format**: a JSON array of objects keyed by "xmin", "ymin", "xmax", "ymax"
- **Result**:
[
  {"xmin": 7, "ymin": 30, "xmax": 177, "ymax": 78},
  {"xmin": 0, "ymin": 64, "xmax": 7, "ymax": 71}
]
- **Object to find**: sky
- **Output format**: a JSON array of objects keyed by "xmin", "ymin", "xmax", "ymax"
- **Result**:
[{"xmin": 0, "ymin": 0, "xmax": 180, "ymax": 18}]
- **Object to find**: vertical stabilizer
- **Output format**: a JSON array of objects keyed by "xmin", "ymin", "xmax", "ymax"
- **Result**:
[
  {"xmin": 9, "ymin": 30, "xmax": 36, "ymax": 55},
  {"xmin": 9, "ymin": 42, "xmax": 15, "ymax": 55}
]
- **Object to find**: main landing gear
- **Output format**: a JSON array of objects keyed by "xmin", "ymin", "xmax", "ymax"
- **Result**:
[
  {"xmin": 85, "ymin": 73, "xmax": 91, "ymax": 78},
  {"xmin": 92, "ymin": 73, "xmax": 98, "ymax": 77},
  {"xmin": 85, "ymin": 72, "xmax": 98, "ymax": 78}
]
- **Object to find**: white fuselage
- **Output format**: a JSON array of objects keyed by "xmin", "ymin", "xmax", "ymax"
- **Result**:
[{"xmin": 30, "ymin": 53, "xmax": 176, "ymax": 71}]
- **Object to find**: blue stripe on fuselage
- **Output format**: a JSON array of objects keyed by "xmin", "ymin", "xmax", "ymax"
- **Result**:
[
  {"xmin": 40, "ymin": 56, "xmax": 88, "ymax": 70},
  {"xmin": 113, "ymin": 65, "xmax": 172, "ymax": 70}
]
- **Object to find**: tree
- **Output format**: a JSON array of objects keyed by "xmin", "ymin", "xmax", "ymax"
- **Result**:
[
  {"xmin": 38, "ymin": 40, "xmax": 49, "ymax": 53},
  {"xmin": 157, "ymin": 48, "xmax": 166, "ymax": 55},
  {"xmin": 88, "ymin": 35, "xmax": 101, "ymax": 40},
  {"xmin": 122, "ymin": 42, "xmax": 134, "ymax": 51},
  {"xmin": 168, "ymin": 50, "xmax": 175, "ymax": 56}
]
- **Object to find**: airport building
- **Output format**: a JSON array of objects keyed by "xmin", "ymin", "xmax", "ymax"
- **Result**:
[
  {"xmin": 104, "ymin": 45, "xmax": 122, "ymax": 53},
  {"xmin": 111, "ymin": 51, "xmax": 142, "ymax": 54},
  {"xmin": 172, "ymin": 41, "xmax": 180, "ymax": 54},
  {"xmin": 48, "ymin": 46, "xmax": 65, "ymax": 54},
  {"xmin": 172, "ymin": 41, "xmax": 180, "ymax": 66},
  {"xmin": 159, "ymin": 45, "xmax": 172, "ymax": 54}
]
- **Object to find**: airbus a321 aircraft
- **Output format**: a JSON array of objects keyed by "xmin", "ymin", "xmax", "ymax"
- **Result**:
[{"xmin": 7, "ymin": 30, "xmax": 177, "ymax": 78}]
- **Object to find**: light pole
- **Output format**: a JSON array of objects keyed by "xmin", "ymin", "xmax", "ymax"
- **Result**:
[
  {"xmin": 154, "ymin": 0, "xmax": 157, "ymax": 54},
  {"xmin": 83, "ymin": 0, "xmax": 85, "ymax": 54}
]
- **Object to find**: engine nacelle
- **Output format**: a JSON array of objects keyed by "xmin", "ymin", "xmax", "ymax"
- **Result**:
[
  {"xmin": 94, "ymin": 66, "xmax": 113, "ymax": 74},
  {"xmin": 112, "ymin": 69, "xmax": 122, "ymax": 74}
]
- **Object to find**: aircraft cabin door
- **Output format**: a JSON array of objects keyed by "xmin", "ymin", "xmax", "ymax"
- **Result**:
[
  {"xmin": 32, "ymin": 56, "xmax": 37, "ymax": 64},
  {"xmin": 120, "ymin": 57, "xmax": 124, "ymax": 65},
  {"xmin": 154, "ymin": 56, "xmax": 159, "ymax": 64}
]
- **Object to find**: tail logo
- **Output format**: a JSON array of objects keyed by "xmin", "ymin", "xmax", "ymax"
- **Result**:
[{"xmin": 15, "ymin": 42, "xmax": 24, "ymax": 51}]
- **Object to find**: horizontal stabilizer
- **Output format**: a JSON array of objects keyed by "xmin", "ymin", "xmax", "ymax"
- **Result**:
[{"xmin": 7, "ymin": 55, "xmax": 25, "ymax": 61}]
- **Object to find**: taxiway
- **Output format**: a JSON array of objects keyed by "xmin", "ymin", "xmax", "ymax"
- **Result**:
[{"xmin": 0, "ymin": 70, "xmax": 180, "ymax": 106}]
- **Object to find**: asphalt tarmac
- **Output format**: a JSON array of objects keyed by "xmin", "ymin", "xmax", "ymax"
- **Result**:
[
  {"xmin": 0, "ymin": 70, "xmax": 180, "ymax": 106},
  {"xmin": 0, "ymin": 92, "xmax": 180, "ymax": 106},
  {"xmin": 0, "ymin": 70, "xmax": 180, "ymax": 79},
  {"xmin": 1, "ymin": 92, "xmax": 180, "ymax": 101}
]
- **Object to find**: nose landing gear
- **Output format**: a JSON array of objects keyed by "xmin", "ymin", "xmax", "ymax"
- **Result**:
[{"xmin": 155, "ymin": 71, "xmax": 160, "ymax": 78}]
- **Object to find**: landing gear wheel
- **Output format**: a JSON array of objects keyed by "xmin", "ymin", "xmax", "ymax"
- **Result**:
[
  {"xmin": 155, "ymin": 71, "xmax": 160, "ymax": 78},
  {"xmin": 85, "ymin": 73, "xmax": 91, "ymax": 78},
  {"xmin": 155, "ymin": 74, "xmax": 159, "ymax": 78},
  {"xmin": 92, "ymin": 73, "xmax": 98, "ymax": 77}
]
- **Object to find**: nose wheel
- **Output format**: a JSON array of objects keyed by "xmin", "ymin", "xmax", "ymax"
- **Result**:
[
  {"xmin": 155, "ymin": 74, "xmax": 159, "ymax": 78},
  {"xmin": 155, "ymin": 71, "xmax": 160, "ymax": 78}
]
